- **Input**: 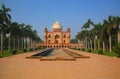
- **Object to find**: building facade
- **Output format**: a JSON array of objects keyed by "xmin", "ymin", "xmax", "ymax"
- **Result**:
[
  {"xmin": 44, "ymin": 21, "xmax": 70, "ymax": 47},
  {"xmin": 33, "ymin": 21, "xmax": 82, "ymax": 48}
]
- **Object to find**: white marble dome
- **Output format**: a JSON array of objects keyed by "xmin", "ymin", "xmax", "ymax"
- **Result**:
[{"xmin": 52, "ymin": 21, "xmax": 62, "ymax": 29}]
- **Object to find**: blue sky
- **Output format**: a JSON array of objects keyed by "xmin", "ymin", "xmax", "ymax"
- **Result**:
[{"xmin": 1, "ymin": 0, "xmax": 120, "ymax": 40}]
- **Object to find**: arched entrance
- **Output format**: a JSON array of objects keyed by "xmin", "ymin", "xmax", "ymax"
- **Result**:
[{"xmin": 54, "ymin": 35, "xmax": 60, "ymax": 44}]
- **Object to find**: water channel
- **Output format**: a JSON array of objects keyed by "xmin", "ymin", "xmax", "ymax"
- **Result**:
[{"xmin": 27, "ymin": 48, "xmax": 89, "ymax": 61}]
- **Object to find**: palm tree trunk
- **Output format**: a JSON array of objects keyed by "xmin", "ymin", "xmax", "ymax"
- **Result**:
[
  {"xmin": 13, "ymin": 36, "xmax": 15, "ymax": 50},
  {"xmin": 90, "ymin": 39, "xmax": 93, "ymax": 50},
  {"xmin": 103, "ymin": 41, "xmax": 105, "ymax": 51},
  {"xmin": 24, "ymin": 38, "xmax": 26, "ymax": 49},
  {"xmin": 30, "ymin": 38, "xmax": 32, "ymax": 48},
  {"xmin": 118, "ymin": 30, "xmax": 120, "ymax": 44},
  {"xmin": 26, "ymin": 38, "xmax": 27, "ymax": 49},
  {"xmin": 8, "ymin": 33, "xmax": 11, "ymax": 51},
  {"xmin": 31, "ymin": 39, "xmax": 33, "ymax": 48},
  {"xmin": 83, "ymin": 39, "xmax": 85, "ymax": 48},
  {"xmin": 19, "ymin": 38, "xmax": 21, "ymax": 49},
  {"xmin": 1, "ymin": 31, "xmax": 3, "ymax": 53},
  {"xmin": 86, "ymin": 37, "xmax": 87, "ymax": 49},
  {"xmin": 98, "ymin": 39, "xmax": 100, "ymax": 50},
  {"xmin": 94, "ymin": 38, "xmax": 96, "ymax": 50},
  {"xmin": 22, "ymin": 37, "xmax": 24, "ymax": 49},
  {"xmin": 109, "ymin": 34, "xmax": 112, "ymax": 52},
  {"xmin": 88, "ymin": 40, "xmax": 90, "ymax": 49},
  {"xmin": 82, "ymin": 40, "xmax": 84, "ymax": 48},
  {"xmin": 18, "ymin": 36, "xmax": 19, "ymax": 50}
]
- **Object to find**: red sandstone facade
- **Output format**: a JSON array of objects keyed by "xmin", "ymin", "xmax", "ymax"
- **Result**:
[
  {"xmin": 33, "ymin": 21, "xmax": 82, "ymax": 48},
  {"xmin": 44, "ymin": 21, "xmax": 70, "ymax": 48}
]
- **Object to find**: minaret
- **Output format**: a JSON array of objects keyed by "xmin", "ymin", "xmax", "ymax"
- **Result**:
[
  {"xmin": 67, "ymin": 28, "xmax": 70, "ymax": 44},
  {"xmin": 44, "ymin": 27, "xmax": 47, "ymax": 44}
]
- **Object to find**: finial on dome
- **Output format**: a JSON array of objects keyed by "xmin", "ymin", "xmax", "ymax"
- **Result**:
[{"xmin": 56, "ymin": 20, "xmax": 59, "ymax": 22}]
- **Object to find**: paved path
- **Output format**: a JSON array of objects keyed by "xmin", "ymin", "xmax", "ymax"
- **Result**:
[{"xmin": 0, "ymin": 48, "xmax": 120, "ymax": 79}]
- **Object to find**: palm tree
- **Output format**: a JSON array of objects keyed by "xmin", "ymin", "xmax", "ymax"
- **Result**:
[
  {"xmin": 89, "ymin": 29, "xmax": 95, "ymax": 50},
  {"xmin": 92, "ymin": 23, "xmax": 103, "ymax": 50},
  {"xmin": 115, "ymin": 16, "xmax": 120, "ymax": 44},
  {"xmin": 76, "ymin": 30, "xmax": 89, "ymax": 49},
  {"xmin": 82, "ymin": 19, "xmax": 93, "ymax": 29},
  {"xmin": 10, "ymin": 22, "xmax": 21, "ymax": 50},
  {"xmin": 19, "ymin": 23, "xmax": 25, "ymax": 49},
  {"xmin": 24, "ymin": 25, "xmax": 33, "ymax": 49},
  {"xmin": 82, "ymin": 18, "xmax": 94, "ymax": 49},
  {"xmin": 101, "ymin": 22, "xmax": 108, "ymax": 51},
  {"xmin": 103, "ymin": 16, "xmax": 117, "ymax": 52},
  {"xmin": 0, "ymin": 4, "xmax": 11, "ymax": 52}
]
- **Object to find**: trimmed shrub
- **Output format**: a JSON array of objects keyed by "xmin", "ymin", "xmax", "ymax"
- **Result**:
[
  {"xmin": 97, "ymin": 50, "xmax": 103, "ymax": 54},
  {"xmin": 35, "ymin": 48, "xmax": 38, "ymax": 50},
  {"xmin": 30, "ymin": 48, "xmax": 34, "ymax": 51},
  {"xmin": 38, "ymin": 46, "xmax": 41, "ymax": 50},
  {"xmin": 16, "ymin": 50, "xmax": 23, "ymax": 54},
  {"xmin": 11, "ymin": 50, "xmax": 17, "ymax": 55},
  {"xmin": 81, "ymin": 48, "xmax": 85, "ymax": 51},
  {"xmin": 87, "ymin": 49, "xmax": 91, "ymax": 53},
  {"xmin": 103, "ymin": 51, "xmax": 119, "ymax": 57},
  {"xmin": 77, "ymin": 48, "xmax": 81, "ymax": 50},
  {"xmin": 0, "ymin": 50, "xmax": 13, "ymax": 57},
  {"xmin": 0, "ymin": 55, "xmax": 2, "ymax": 58},
  {"xmin": 113, "ymin": 43, "xmax": 120, "ymax": 57},
  {"xmin": 23, "ymin": 49, "xmax": 27, "ymax": 52}
]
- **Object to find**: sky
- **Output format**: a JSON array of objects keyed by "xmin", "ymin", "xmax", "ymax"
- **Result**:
[{"xmin": 0, "ymin": 0, "xmax": 120, "ymax": 40}]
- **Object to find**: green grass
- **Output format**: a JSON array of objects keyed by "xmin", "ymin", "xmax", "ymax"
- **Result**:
[
  {"xmin": 88, "ymin": 49, "xmax": 119, "ymax": 57},
  {"xmin": 69, "ymin": 48, "xmax": 120, "ymax": 58},
  {"xmin": 92, "ymin": 50, "xmax": 119, "ymax": 57},
  {"xmin": 0, "ymin": 50, "xmax": 13, "ymax": 58},
  {"xmin": 0, "ymin": 47, "xmax": 44, "ymax": 58},
  {"xmin": 0, "ymin": 49, "xmax": 25, "ymax": 58},
  {"xmin": 103, "ymin": 51, "xmax": 119, "ymax": 57},
  {"xmin": 16, "ymin": 50, "xmax": 24, "ymax": 54}
]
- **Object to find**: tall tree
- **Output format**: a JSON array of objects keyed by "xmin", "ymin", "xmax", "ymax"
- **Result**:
[
  {"xmin": 103, "ymin": 16, "xmax": 117, "ymax": 52},
  {"xmin": 11, "ymin": 22, "xmax": 20, "ymax": 49},
  {"xmin": 115, "ymin": 16, "xmax": 120, "ymax": 44},
  {"xmin": 92, "ymin": 23, "xmax": 103, "ymax": 50},
  {"xmin": 24, "ymin": 25, "xmax": 32, "ymax": 49},
  {"xmin": 0, "ymin": 4, "xmax": 11, "ymax": 52},
  {"xmin": 101, "ymin": 22, "xmax": 108, "ymax": 51},
  {"xmin": 81, "ymin": 18, "xmax": 94, "ymax": 49}
]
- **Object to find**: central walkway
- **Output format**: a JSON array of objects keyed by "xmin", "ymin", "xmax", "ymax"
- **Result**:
[{"xmin": 0, "ymin": 48, "xmax": 120, "ymax": 79}]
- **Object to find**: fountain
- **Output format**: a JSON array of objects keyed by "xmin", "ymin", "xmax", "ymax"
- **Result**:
[{"xmin": 26, "ymin": 48, "xmax": 89, "ymax": 61}]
